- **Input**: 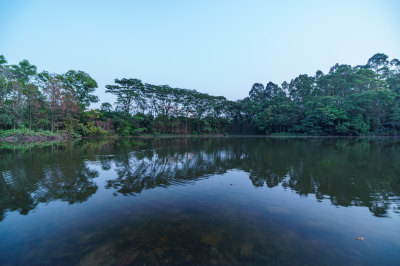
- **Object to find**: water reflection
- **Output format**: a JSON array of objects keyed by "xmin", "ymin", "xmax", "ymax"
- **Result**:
[
  {"xmin": 0, "ymin": 137, "xmax": 399, "ymax": 220},
  {"xmin": 0, "ymin": 141, "xmax": 100, "ymax": 220}
]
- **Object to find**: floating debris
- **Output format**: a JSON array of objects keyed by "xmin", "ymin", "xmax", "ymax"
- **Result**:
[{"xmin": 355, "ymin": 236, "xmax": 365, "ymax": 241}]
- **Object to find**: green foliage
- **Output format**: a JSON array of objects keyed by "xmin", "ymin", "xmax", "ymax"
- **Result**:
[
  {"xmin": 63, "ymin": 70, "xmax": 99, "ymax": 110},
  {"xmin": 0, "ymin": 55, "xmax": 108, "ymax": 137},
  {"xmin": 1, "ymin": 52, "xmax": 400, "ymax": 137},
  {"xmin": 0, "ymin": 128, "xmax": 59, "ymax": 139},
  {"xmin": 131, "ymin": 127, "xmax": 147, "ymax": 135},
  {"xmin": 118, "ymin": 125, "xmax": 132, "ymax": 136},
  {"xmin": 85, "ymin": 122, "xmax": 108, "ymax": 136}
]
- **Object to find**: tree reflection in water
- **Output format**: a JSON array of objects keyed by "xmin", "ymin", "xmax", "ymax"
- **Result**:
[{"xmin": 0, "ymin": 137, "xmax": 399, "ymax": 220}]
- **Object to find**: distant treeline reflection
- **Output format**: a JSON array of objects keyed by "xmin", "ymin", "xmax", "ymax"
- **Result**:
[{"xmin": 0, "ymin": 138, "xmax": 399, "ymax": 220}]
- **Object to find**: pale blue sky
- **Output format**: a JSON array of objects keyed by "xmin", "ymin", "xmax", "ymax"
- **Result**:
[{"xmin": 1, "ymin": 0, "xmax": 399, "ymax": 107}]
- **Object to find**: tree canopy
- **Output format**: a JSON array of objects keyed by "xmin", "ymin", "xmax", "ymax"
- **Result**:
[{"xmin": 1, "ymin": 52, "xmax": 400, "ymax": 136}]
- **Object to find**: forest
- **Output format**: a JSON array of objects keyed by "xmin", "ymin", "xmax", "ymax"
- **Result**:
[{"xmin": 0, "ymin": 53, "xmax": 400, "ymax": 137}]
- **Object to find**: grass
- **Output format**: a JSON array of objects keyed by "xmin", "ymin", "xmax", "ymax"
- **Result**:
[{"xmin": 0, "ymin": 128, "xmax": 61, "ymax": 139}]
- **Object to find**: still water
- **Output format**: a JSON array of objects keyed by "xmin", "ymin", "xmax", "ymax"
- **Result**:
[{"xmin": 0, "ymin": 137, "xmax": 399, "ymax": 265}]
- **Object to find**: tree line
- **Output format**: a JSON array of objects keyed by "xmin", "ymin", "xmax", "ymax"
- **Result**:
[
  {"xmin": 1, "ymin": 53, "xmax": 399, "ymax": 136},
  {"xmin": 0, "ymin": 55, "xmax": 100, "ymax": 136}
]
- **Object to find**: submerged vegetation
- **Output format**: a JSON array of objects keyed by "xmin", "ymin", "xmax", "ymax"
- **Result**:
[{"xmin": 1, "ymin": 53, "xmax": 400, "ymax": 137}]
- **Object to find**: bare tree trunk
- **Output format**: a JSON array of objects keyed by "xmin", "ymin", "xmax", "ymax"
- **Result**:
[
  {"xmin": 29, "ymin": 105, "xmax": 32, "ymax": 130},
  {"xmin": 51, "ymin": 112, "xmax": 54, "ymax": 133}
]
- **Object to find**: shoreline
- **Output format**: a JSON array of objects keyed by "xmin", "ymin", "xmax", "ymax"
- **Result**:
[{"xmin": 1, "ymin": 134, "xmax": 400, "ymax": 143}]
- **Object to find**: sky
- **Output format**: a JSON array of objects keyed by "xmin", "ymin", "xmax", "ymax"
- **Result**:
[{"xmin": 1, "ymin": 0, "xmax": 399, "ymax": 107}]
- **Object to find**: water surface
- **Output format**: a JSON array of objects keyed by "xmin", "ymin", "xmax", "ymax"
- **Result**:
[{"xmin": 0, "ymin": 137, "xmax": 399, "ymax": 265}]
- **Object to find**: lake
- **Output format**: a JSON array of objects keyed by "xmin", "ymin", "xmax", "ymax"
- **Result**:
[{"xmin": 0, "ymin": 137, "xmax": 399, "ymax": 265}]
